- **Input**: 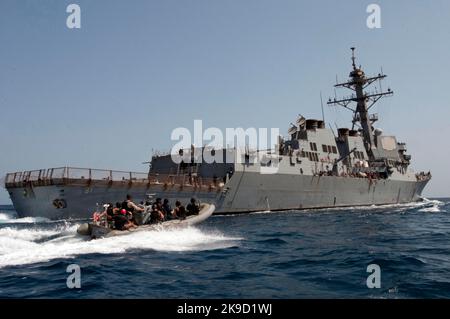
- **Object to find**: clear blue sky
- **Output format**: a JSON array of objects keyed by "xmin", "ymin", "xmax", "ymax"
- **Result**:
[{"xmin": 1, "ymin": 0, "xmax": 449, "ymax": 203}]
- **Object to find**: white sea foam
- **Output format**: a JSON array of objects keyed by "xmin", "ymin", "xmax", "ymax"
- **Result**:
[
  {"xmin": 417, "ymin": 198, "xmax": 445, "ymax": 213},
  {"xmin": 0, "ymin": 216, "xmax": 51, "ymax": 224},
  {"xmin": 241, "ymin": 197, "xmax": 447, "ymax": 216},
  {"xmin": 249, "ymin": 210, "xmax": 272, "ymax": 215},
  {"xmin": 346, "ymin": 198, "xmax": 444, "ymax": 212},
  {"xmin": 0, "ymin": 227, "xmax": 63, "ymax": 243},
  {"xmin": 418, "ymin": 206, "xmax": 442, "ymax": 213},
  {"xmin": 0, "ymin": 210, "xmax": 52, "ymax": 224},
  {"xmin": 0, "ymin": 224, "xmax": 242, "ymax": 268},
  {"xmin": 0, "ymin": 213, "xmax": 11, "ymax": 221}
]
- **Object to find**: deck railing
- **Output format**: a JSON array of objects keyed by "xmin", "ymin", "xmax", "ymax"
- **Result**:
[{"xmin": 4, "ymin": 167, "xmax": 223, "ymax": 191}]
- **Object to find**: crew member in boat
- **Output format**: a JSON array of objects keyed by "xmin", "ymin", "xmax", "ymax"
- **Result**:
[
  {"xmin": 173, "ymin": 201, "xmax": 186, "ymax": 219},
  {"xmin": 105, "ymin": 203, "xmax": 115, "ymax": 227},
  {"xmin": 162, "ymin": 198, "xmax": 172, "ymax": 220},
  {"xmin": 92, "ymin": 203, "xmax": 116, "ymax": 227},
  {"xmin": 150, "ymin": 198, "xmax": 165, "ymax": 223},
  {"xmin": 186, "ymin": 198, "xmax": 200, "ymax": 216},
  {"xmin": 113, "ymin": 208, "xmax": 136, "ymax": 231},
  {"xmin": 121, "ymin": 194, "xmax": 145, "ymax": 224},
  {"xmin": 122, "ymin": 194, "xmax": 144, "ymax": 214},
  {"xmin": 113, "ymin": 202, "xmax": 122, "ymax": 214}
]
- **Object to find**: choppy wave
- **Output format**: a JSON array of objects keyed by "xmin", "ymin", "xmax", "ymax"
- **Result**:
[{"xmin": 0, "ymin": 223, "xmax": 242, "ymax": 268}]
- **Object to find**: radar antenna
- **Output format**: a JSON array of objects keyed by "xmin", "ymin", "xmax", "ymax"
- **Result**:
[
  {"xmin": 327, "ymin": 47, "xmax": 393, "ymax": 160},
  {"xmin": 351, "ymin": 47, "xmax": 357, "ymax": 71}
]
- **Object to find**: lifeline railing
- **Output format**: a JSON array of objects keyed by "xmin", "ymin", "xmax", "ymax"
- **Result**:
[{"xmin": 4, "ymin": 167, "xmax": 223, "ymax": 191}]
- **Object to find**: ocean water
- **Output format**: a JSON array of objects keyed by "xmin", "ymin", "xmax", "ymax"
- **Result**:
[{"xmin": 0, "ymin": 199, "xmax": 449, "ymax": 299}]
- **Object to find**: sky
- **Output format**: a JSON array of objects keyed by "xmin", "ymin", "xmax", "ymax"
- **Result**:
[{"xmin": 0, "ymin": 0, "xmax": 449, "ymax": 203}]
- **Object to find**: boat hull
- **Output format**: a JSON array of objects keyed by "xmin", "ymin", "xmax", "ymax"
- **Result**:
[
  {"xmin": 79, "ymin": 204, "xmax": 215, "ymax": 239},
  {"xmin": 6, "ymin": 171, "xmax": 430, "ymax": 219}
]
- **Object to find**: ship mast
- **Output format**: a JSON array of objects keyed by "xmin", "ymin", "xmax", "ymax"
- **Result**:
[{"xmin": 327, "ymin": 47, "xmax": 393, "ymax": 160}]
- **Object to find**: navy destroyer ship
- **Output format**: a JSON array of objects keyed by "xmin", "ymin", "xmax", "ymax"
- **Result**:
[{"xmin": 4, "ymin": 49, "xmax": 431, "ymax": 219}]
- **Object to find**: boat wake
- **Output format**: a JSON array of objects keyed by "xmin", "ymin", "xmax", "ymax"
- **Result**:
[
  {"xmin": 243, "ymin": 198, "xmax": 446, "ymax": 215},
  {"xmin": 344, "ymin": 198, "xmax": 446, "ymax": 214},
  {"xmin": 417, "ymin": 198, "xmax": 445, "ymax": 213},
  {"xmin": 331, "ymin": 198, "xmax": 446, "ymax": 214},
  {"xmin": 0, "ymin": 222, "xmax": 242, "ymax": 269},
  {"xmin": 0, "ymin": 209, "xmax": 53, "ymax": 224},
  {"xmin": 0, "ymin": 214, "xmax": 51, "ymax": 224},
  {"xmin": 0, "ymin": 210, "xmax": 17, "ymax": 222}
]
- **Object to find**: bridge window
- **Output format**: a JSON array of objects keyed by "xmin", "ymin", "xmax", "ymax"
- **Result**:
[{"xmin": 332, "ymin": 146, "xmax": 337, "ymax": 154}]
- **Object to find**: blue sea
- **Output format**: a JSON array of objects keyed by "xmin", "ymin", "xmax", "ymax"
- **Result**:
[{"xmin": 0, "ymin": 199, "xmax": 449, "ymax": 299}]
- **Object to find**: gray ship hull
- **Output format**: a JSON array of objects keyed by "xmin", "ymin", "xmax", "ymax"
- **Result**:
[{"xmin": 6, "ymin": 170, "xmax": 429, "ymax": 219}]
